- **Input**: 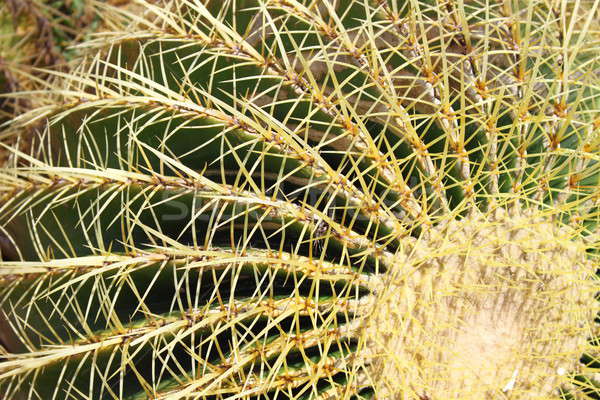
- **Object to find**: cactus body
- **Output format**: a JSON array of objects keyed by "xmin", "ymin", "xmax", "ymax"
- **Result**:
[{"xmin": 0, "ymin": 0, "xmax": 599, "ymax": 399}]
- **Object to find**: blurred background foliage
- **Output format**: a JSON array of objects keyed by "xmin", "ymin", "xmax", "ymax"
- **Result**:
[
  {"xmin": 0, "ymin": 0, "xmax": 136, "ymax": 124},
  {"xmin": 0, "ymin": 0, "xmax": 140, "ymax": 165}
]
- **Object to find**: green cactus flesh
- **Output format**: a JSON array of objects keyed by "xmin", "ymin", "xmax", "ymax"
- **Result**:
[{"xmin": 0, "ymin": 0, "xmax": 599, "ymax": 399}]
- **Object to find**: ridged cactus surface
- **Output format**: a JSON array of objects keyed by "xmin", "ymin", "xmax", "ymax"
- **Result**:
[{"xmin": 0, "ymin": 0, "xmax": 599, "ymax": 399}]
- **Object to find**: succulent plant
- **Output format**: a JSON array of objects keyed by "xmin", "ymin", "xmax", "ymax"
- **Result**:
[{"xmin": 1, "ymin": 0, "xmax": 599, "ymax": 399}]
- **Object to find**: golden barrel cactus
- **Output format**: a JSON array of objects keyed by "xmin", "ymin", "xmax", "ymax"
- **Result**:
[{"xmin": 1, "ymin": 0, "xmax": 599, "ymax": 399}]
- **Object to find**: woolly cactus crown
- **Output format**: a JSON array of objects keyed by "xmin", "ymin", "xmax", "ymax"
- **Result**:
[{"xmin": 0, "ymin": 0, "xmax": 599, "ymax": 399}]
